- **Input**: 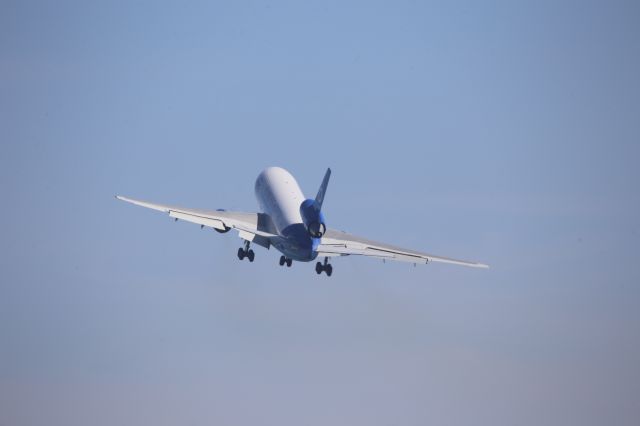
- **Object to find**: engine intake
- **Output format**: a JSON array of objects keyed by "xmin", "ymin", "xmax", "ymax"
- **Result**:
[{"xmin": 307, "ymin": 221, "xmax": 326, "ymax": 238}]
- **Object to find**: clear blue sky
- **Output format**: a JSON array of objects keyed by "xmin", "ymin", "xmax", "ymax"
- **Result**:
[{"xmin": 1, "ymin": 1, "xmax": 639, "ymax": 425}]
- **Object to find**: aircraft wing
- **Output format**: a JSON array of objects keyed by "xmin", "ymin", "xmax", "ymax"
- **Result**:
[
  {"xmin": 317, "ymin": 228, "xmax": 489, "ymax": 268},
  {"xmin": 115, "ymin": 195, "xmax": 278, "ymax": 248}
]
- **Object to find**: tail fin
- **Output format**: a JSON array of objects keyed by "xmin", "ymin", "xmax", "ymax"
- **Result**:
[{"xmin": 315, "ymin": 168, "xmax": 331, "ymax": 208}]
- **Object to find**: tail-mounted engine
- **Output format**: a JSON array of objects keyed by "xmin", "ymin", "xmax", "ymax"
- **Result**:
[{"xmin": 300, "ymin": 199, "xmax": 326, "ymax": 238}]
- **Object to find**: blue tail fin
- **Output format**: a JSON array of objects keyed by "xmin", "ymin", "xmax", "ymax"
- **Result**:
[{"xmin": 315, "ymin": 168, "xmax": 331, "ymax": 209}]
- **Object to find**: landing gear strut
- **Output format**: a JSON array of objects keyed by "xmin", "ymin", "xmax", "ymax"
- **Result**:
[
  {"xmin": 237, "ymin": 240, "xmax": 255, "ymax": 262},
  {"xmin": 279, "ymin": 255, "xmax": 292, "ymax": 267},
  {"xmin": 315, "ymin": 257, "xmax": 333, "ymax": 276}
]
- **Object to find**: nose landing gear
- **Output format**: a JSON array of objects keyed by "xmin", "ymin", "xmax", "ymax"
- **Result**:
[
  {"xmin": 315, "ymin": 257, "xmax": 333, "ymax": 276},
  {"xmin": 237, "ymin": 240, "xmax": 255, "ymax": 262},
  {"xmin": 279, "ymin": 255, "xmax": 292, "ymax": 267}
]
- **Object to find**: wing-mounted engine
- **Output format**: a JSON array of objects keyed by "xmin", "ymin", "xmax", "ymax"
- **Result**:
[{"xmin": 300, "ymin": 199, "xmax": 326, "ymax": 238}]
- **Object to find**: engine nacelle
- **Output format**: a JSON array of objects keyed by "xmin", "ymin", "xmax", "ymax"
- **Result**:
[
  {"xmin": 214, "ymin": 209, "xmax": 231, "ymax": 233},
  {"xmin": 300, "ymin": 199, "xmax": 326, "ymax": 238}
]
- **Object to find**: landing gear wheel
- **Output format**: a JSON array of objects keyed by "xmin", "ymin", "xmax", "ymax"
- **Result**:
[
  {"xmin": 286, "ymin": 258, "xmax": 293, "ymax": 267},
  {"xmin": 279, "ymin": 255, "xmax": 286, "ymax": 266},
  {"xmin": 238, "ymin": 241, "xmax": 253, "ymax": 262},
  {"xmin": 316, "ymin": 257, "xmax": 332, "ymax": 276}
]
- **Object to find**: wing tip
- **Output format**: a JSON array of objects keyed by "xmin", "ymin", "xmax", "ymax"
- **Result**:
[{"xmin": 462, "ymin": 261, "xmax": 489, "ymax": 269}]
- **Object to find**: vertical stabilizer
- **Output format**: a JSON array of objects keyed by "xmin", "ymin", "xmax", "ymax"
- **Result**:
[{"xmin": 315, "ymin": 168, "xmax": 331, "ymax": 208}]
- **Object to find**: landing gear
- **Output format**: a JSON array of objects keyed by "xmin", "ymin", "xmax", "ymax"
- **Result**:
[
  {"xmin": 279, "ymin": 255, "xmax": 292, "ymax": 267},
  {"xmin": 237, "ymin": 240, "xmax": 255, "ymax": 262},
  {"xmin": 315, "ymin": 257, "xmax": 333, "ymax": 276}
]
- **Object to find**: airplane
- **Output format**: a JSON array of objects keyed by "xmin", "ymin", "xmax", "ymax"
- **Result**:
[{"xmin": 116, "ymin": 167, "xmax": 488, "ymax": 276}]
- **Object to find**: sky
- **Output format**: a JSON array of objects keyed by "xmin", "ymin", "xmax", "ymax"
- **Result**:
[{"xmin": 1, "ymin": 1, "xmax": 639, "ymax": 425}]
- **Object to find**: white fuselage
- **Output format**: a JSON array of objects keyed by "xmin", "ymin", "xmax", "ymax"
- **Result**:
[
  {"xmin": 255, "ymin": 167, "xmax": 306, "ymax": 233},
  {"xmin": 254, "ymin": 167, "xmax": 317, "ymax": 260}
]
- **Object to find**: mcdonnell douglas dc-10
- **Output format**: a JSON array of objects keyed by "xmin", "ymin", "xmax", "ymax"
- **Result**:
[{"xmin": 116, "ymin": 167, "xmax": 488, "ymax": 276}]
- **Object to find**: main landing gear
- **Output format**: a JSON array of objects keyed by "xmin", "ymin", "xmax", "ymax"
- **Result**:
[
  {"xmin": 237, "ymin": 240, "xmax": 255, "ymax": 262},
  {"xmin": 279, "ymin": 255, "xmax": 293, "ymax": 267},
  {"xmin": 315, "ymin": 257, "xmax": 333, "ymax": 276}
]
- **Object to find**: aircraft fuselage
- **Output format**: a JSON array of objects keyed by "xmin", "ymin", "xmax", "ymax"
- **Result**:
[{"xmin": 255, "ymin": 167, "xmax": 321, "ymax": 262}]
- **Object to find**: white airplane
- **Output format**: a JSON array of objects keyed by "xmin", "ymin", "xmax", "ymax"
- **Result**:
[{"xmin": 116, "ymin": 167, "xmax": 488, "ymax": 276}]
